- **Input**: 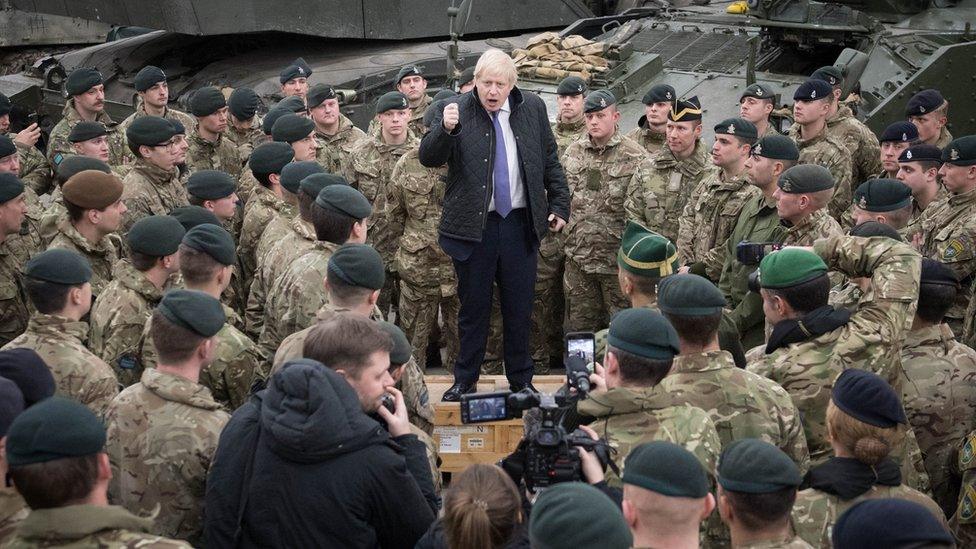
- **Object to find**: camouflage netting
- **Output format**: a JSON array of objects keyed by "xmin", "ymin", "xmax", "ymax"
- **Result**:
[{"xmin": 512, "ymin": 32, "xmax": 610, "ymax": 82}]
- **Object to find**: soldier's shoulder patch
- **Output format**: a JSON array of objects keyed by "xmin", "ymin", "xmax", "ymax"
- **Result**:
[
  {"xmin": 52, "ymin": 153, "xmax": 63, "ymax": 166},
  {"xmin": 942, "ymin": 238, "xmax": 966, "ymax": 260},
  {"xmin": 962, "ymin": 431, "xmax": 976, "ymax": 469},
  {"xmin": 960, "ymin": 483, "xmax": 976, "ymax": 523},
  {"xmin": 118, "ymin": 354, "xmax": 139, "ymax": 371}
]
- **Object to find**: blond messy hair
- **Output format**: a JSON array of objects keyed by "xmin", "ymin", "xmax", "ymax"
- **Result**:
[{"xmin": 474, "ymin": 49, "xmax": 518, "ymax": 86}]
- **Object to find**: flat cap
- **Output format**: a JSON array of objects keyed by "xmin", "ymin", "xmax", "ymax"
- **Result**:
[
  {"xmin": 25, "ymin": 249, "xmax": 92, "ymax": 284},
  {"xmin": 157, "ymin": 289, "xmax": 226, "ymax": 338},
  {"xmin": 0, "ymin": 172, "xmax": 24, "ymax": 203},
  {"xmin": 134, "ymin": 65, "xmax": 167, "ymax": 92},
  {"xmin": 583, "ymin": 89, "xmax": 615, "ymax": 113},
  {"xmin": 395, "ymin": 65, "xmax": 424, "ymax": 86},
  {"xmin": 669, "ymin": 96, "xmax": 702, "ymax": 122},
  {"xmin": 0, "ymin": 377, "xmax": 23, "ymax": 439},
  {"xmin": 879, "ymin": 121, "xmax": 918, "ymax": 143},
  {"xmin": 658, "ymin": 273, "xmax": 726, "ymax": 316},
  {"xmin": 327, "ymin": 243, "xmax": 385, "ymax": 290},
  {"xmin": 128, "ymin": 215, "xmax": 186, "ymax": 257},
  {"xmin": 375, "ymin": 91, "xmax": 409, "ymax": 115},
  {"xmin": 126, "ymin": 115, "xmax": 179, "ymax": 147},
  {"xmin": 832, "ymin": 368, "xmax": 906, "ymax": 427},
  {"xmin": 186, "ymin": 170, "xmax": 237, "ymax": 200},
  {"xmin": 920, "ymin": 258, "xmax": 959, "ymax": 288},
  {"xmin": 0, "ymin": 135, "xmax": 14, "ymax": 159},
  {"xmin": 228, "ymin": 87, "xmax": 261, "ymax": 121},
  {"xmin": 67, "ymin": 121, "xmax": 108, "ymax": 143},
  {"xmin": 276, "ymin": 95, "xmax": 308, "ymax": 115},
  {"xmin": 272, "ymin": 113, "xmax": 315, "ymax": 144},
  {"xmin": 617, "ymin": 221, "xmax": 678, "ymax": 279},
  {"xmin": 306, "ymin": 83, "xmax": 337, "ymax": 109},
  {"xmin": 714, "ymin": 117, "xmax": 757, "ymax": 141},
  {"xmin": 300, "ymin": 173, "xmax": 347, "ymax": 197},
  {"xmin": 793, "ymin": 79, "xmax": 832, "ymax": 102},
  {"xmin": 849, "ymin": 221, "xmax": 903, "ymax": 242},
  {"xmin": 718, "ymin": 439, "xmax": 802, "ymax": 494},
  {"xmin": 0, "ymin": 93, "xmax": 11, "ymax": 117},
  {"xmin": 623, "ymin": 441, "xmax": 710, "ymax": 497},
  {"xmin": 315, "ymin": 185, "xmax": 372, "ymax": 219},
  {"xmin": 752, "ymin": 135, "xmax": 799, "ymax": 161},
  {"xmin": 608, "ymin": 308, "xmax": 680, "ymax": 361},
  {"xmin": 5, "ymin": 396, "xmax": 106, "ymax": 466},
  {"xmin": 942, "ymin": 135, "xmax": 976, "ymax": 166},
  {"xmin": 530, "ymin": 483, "xmax": 632, "ymax": 549},
  {"xmin": 432, "ymin": 89, "xmax": 457, "ymax": 103},
  {"xmin": 56, "ymin": 156, "xmax": 111, "ymax": 181},
  {"xmin": 378, "ymin": 321, "xmax": 411, "ymax": 365},
  {"xmin": 810, "ymin": 65, "xmax": 843, "ymax": 87},
  {"xmin": 898, "ymin": 143, "xmax": 942, "ymax": 164},
  {"xmin": 280, "ymin": 161, "xmax": 325, "ymax": 194},
  {"xmin": 853, "ymin": 178, "xmax": 912, "ymax": 212},
  {"xmin": 248, "ymin": 141, "xmax": 295, "ymax": 175},
  {"xmin": 190, "ymin": 86, "xmax": 227, "ymax": 117},
  {"xmin": 279, "ymin": 57, "xmax": 312, "ymax": 84},
  {"xmin": 64, "ymin": 68, "xmax": 102, "ymax": 96},
  {"xmin": 643, "ymin": 84, "xmax": 675, "ymax": 105},
  {"xmin": 557, "ymin": 76, "xmax": 587, "ymax": 96},
  {"xmin": 740, "ymin": 83, "xmax": 775, "ymax": 102},
  {"xmin": 169, "ymin": 205, "xmax": 221, "ymax": 231},
  {"xmin": 182, "ymin": 223, "xmax": 236, "ymax": 266},
  {"xmin": 262, "ymin": 106, "xmax": 292, "ymax": 135},
  {"xmin": 458, "ymin": 66, "xmax": 475, "ymax": 87},
  {"xmin": 758, "ymin": 248, "xmax": 827, "ymax": 289},
  {"xmin": 62, "ymin": 170, "xmax": 123, "ymax": 210},
  {"xmin": 0, "ymin": 349, "xmax": 56, "ymax": 406},
  {"xmin": 905, "ymin": 88, "xmax": 945, "ymax": 117},
  {"xmin": 777, "ymin": 164, "xmax": 834, "ymax": 194},
  {"xmin": 832, "ymin": 499, "xmax": 953, "ymax": 549}
]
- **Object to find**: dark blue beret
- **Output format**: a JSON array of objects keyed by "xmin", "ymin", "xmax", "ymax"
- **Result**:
[
  {"xmin": 228, "ymin": 87, "xmax": 261, "ymax": 121},
  {"xmin": 831, "ymin": 368, "xmax": 906, "ymax": 428},
  {"xmin": 0, "ymin": 349, "xmax": 56, "ymax": 406},
  {"xmin": 879, "ymin": 121, "xmax": 918, "ymax": 143},
  {"xmin": 24, "ymin": 249, "xmax": 92, "ymax": 284},
  {"xmin": 905, "ymin": 89, "xmax": 945, "ymax": 117},
  {"xmin": 134, "ymin": 66, "xmax": 167, "ymax": 92},
  {"xmin": 65, "ymin": 68, "xmax": 102, "ymax": 96},
  {"xmin": 306, "ymin": 84, "xmax": 336, "ymax": 109},
  {"xmin": 793, "ymin": 79, "xmax": 833, "ymax": 102},
  {"xmin": 189, "ymin": 86, "xmax": 227, "ymax": 117},
  {"xmin": 898, "ymin": 144, "xmax": 942, "ymax": 164},
  {"xmin": 279, "ymin": 57, "xmax": 312, "ymax": 84},
  {"xmin": 832, "ymin": 499, "xmax": 953, "ymax": 549}
]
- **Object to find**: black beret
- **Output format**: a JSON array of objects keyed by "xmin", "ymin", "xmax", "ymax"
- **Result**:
[
  {"xmin": 280, "ymin": 161, "xmax": 325, "ymax": 194},
  {"xmin": 643, "ymin": 84, "xmax": 675, "ymax": 105},
  {"xmin": 919, "ymin": 258, "xmax": 959, "ymax": 288},
  {"xmin": 458, "ymin": 66, "xmax": 475, "ymax": 87},
  {"xmin": 126, "ymin": 115, "xmax": 178, "ymax": 147},
  {"xmin": 739, "ymin": 83, "xmax": 775, "ymax": 103},
  {"xmin": 0, "ymin": 349, "xmax": 56, "ymax": 406},
  {"xmin": 0, "ymin": 172, "xmax": 24, "ymax": 203},
  {"xmin": 718, "ymin": 439, "xmax": 802, "ymax": 494},
  {"xmin": 752, "ymin": 135, "xmax": 799, "ymax": 161},
  {"xmin": 608, "ymin": 308, "xmax": 680, "ymax": 360},
  {"xmin": 793, "ymin": 79, "xmax": 832, "ymax": 101},
  {"xmin": 810, "ymin": 65, "xmax": 843, "ymax": 88},
  {"xmin": 714, "ymin": 117, "xmax": 758, "ymax": 141},
  {"xmin": 190, "ymin": 86, "xmax": 227, "ymax": 117},
  {"xmin": 328, "ymin": 243, "xmax": 385, "ymax": 290},
  {"xmin": 248, "ymin": 141, "xmax": 295, "ymax": 175},
  {"xmin": 182, "ymin": 223, "xmax": 236, "ymax": 266},
  {"xmin": 300, "ymin": 173, "xmax": 347, "ymax": 197},
  {"xmin": 279, "ymin": 57, "xmax": 312, "ymax": 84},
  {"xmin": 262, "ymin": 107, "xmax": 291, "ymax": 135},
  {"xmin": 777, "ymin": 164, "xmax": 834, "ymax": 194},
  {"xmin": 67, "ymin": 121, "xmax": 108, "ymax": 143},
  {"xmin": 832, "ymin": 499, "xmax": 954, "ymax": 549},
  {"xmin": 879, "ymin": 121, "xmax": 918, "ymax": 143},
  {"xmin": 905, "ymin": 88, "xmax": 945, "ymax": 117},
  {"xmin": 5, "ymin": 396, "xmax": 106, "ymax": 466},
  {"xmin": 849, "ymin": 221, "xmax": 903, "ymax": 242},
  {"xmin": 852, "ymin": 179, "xmax": 912, "ymax": 212},
  {"xmin": 306, "ymin": 83, "xmax": 337, "ymax": 109},
  {"xmin": 375, "ymin": 91, "xmax": 409, "ymax": 115},
  {"xmin": 832, "ymin": 368, "xmax": 906, "ymax": 428},
  {"xmin": 134, "ymin": 65, "xmax": 167, "ymax": 92},
  {"xmin": 24, "ymin": 249, "xmax": 92, "ymax": 285},
  {"xmin": 0, "ymin": 135, "xmax": 13, "ymax": 159},
  {"xmin": 395, "ymin": 65, "xmax": 424, "ymax": 86},
  {"xmin": 942, "ymin": 135, "xmax": 976, "ymax": 166},
  {"xmin": 669, "ymin": 96, "xmax": 702, "ymax": 122},
  {"xmin": 557, "ymin": 76, "xmax": 587, "ymax": 96},
  {"xmin": 56, "ymin": 156, "xmax": 111, "ymax": 181},
  {"xmin": 658, "ymin": 274, "xmax": 726, "ymax": 316},
  {"xmin": 127, "ymin": 215, "xmax": 186, "ymax": 257},
  {"xmin": 272, "ymin": 113, "xmax": 315, "ymax": 144},
  {"xmin": 898, "ymin": 143, "xmax": 942, "ymax": 164},
  {"xmin": 276, "ymin": 95, "xmax": 308, "ymax": 114},
  {"xmin": 623, "ymin": 441, "xmax": 710, "ymax": 497},
  {"xmin": 432, "ymin": 89, "xmax": 457, "ymax": 103},
  {"xmin": 157, "ymin": 289, "xmax": 226, "ymax": 338},
  {"xmin": 169, "ymin": 205, "xmax": 222, "ymax": 231},
  {"xmin": 377, "ymin": 321, "xmax": 411, "ymax": 365},
  {"xmin": 64, "ymin": 68, "xmax": 103, "ymax": 96},
  {"xmin": 0, "ymin": 93, "xmax": 11, "ymax": 117},
  {"xmin": 583, "ymin": 89, "xmax": 615, "ymax": 113},
  {"xmin": 228, "ymin": 87, "xmax": 261, "ymax": 120},
  {"xmin": 315, "ymin": 184, "xmax": 372, "ymax": 219},
  {"xmin": 186, "ymin": 170, "xmax": 237, "ymax": 200},
  {"xmin": 0, "ymin": 377, "xmax": 23, "ymax": 439},
  {"xmin": 530, "ymin": 483, "xmax": 632, "ymax": 549}
]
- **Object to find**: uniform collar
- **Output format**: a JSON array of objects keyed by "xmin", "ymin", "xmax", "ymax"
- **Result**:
[
  {"xmin": 140, "ymin": 367, "xmax": 224, "ymax": 410},
  {"xmin": 26, "ymin": 314, "xmax": 89, "ymax": 342},
  {"xmin": 577, "ymin": 385, "xmax": 672, "ymax": 418},
  {"xmin": 113, "ymin": 260, "xmax": 164, "ymax": 302},
  {"xmin": 14, "ymin": 504, "xmax": 154, "ymax": 541},
  {"xmin": 670, "ymin": 350, "xmax": 735, "ymax": 374}
]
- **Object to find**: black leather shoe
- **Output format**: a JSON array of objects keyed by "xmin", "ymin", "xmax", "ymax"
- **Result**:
[
  {"xmin": 509, "ymin": 382, "xmax": 539, "ymax": 394},
  {"xmin": 442, "ymin": 381, "xmax": 477, "ymax": 402}
]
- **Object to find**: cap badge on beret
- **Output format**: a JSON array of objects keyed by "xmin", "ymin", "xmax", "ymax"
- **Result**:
[
  {"xmin": 902, "ymin": 133, "xmax": 908, "ymax": 141},
  {"xmin": 781, "ymin": 179, "xmax": 793, "ymax": 192},
  {"xmin": 755, "ymin": 87, "xmax": 763, "ymax": 96},
  {"xmin": 858, "ymin": 196, "xmax": 867, "ymax": 209},
  {"xmin": 906, "ymin": 150, "xmax": 912, "ymax": 160},
  {"xmin": 727, "ymin": 123, "xmax": 736, "ymax": 135},
  {"xmin": 810, "ymin": 89, "xmax": 817, "ymax": 99},
  {"xmin": 577, "ymin": 83, "xmax": 584, "ymax": 92},
  {"xmin": 600, "ymin": 97, "xmax": 607, "ymax": 108},
  {"xmin": 666, "ymin": 90, "xmax": 672, "ymax": 99},
  {"xmin": 919, "ymin": 105, "xmax": 926, "ymax": 113},
  {"xmin": 401, "ymin": 96, "xmax": 408, "ymax": 108},
  {"xmin": 754, "ymin": 143, "xmax": 763, "ymax": 155},
  {"xmin": 951, "ymin": 148, "xmax": 960, "ymax": 161},
  {"xmin": 297, "ymin": 66, "xmax": 305, "ymax": 76}
]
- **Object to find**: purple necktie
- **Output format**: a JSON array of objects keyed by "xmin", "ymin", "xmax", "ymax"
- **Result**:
[{"xmin": 491, "ymin": 111, "xmax": 512, "ymax": 217}]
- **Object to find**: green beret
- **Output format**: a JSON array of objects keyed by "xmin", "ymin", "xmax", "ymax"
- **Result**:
[
  {"xmin": 752, "ymin": 135, "xmax": 799, "ymax": 161},
  {"xmin": 276, "ymin": 95, "xmax": 308, "ymax": 115},
  {"xmin": 126, "ymin": 115, "xmax": 178, "ymax": 147},
  {"xmin": 0, "ymin": 135, "xmax": 15, "ymax": 158},
  {"xmin": 530, "ymin": 483, "xmax": 632, "ymax": 549},
  {"xmin": 306, "ymin": 84, "xmax": 337, "ymax": 109},
  {"xmin": 811, "ymin": 65, "xmax": 843, "ymax": 88},
  {"xmin": 853, "ymin": 179, "xmax": 912, "ymax": 213},
  {"xmin": 182, "ymin": 224, "xmax": 236, "ymax": 266},
  {"xmin": 169, "ymin": 205, "xmax": 221, "ymax": 231},
  {"xmin": 557, "ymin": 76, "xmax": 587, "ymax": 96},
  {"xmin": 280, "ymin": 161, "xmax": 325, "ymax": 194},
  {"xmin": 943, "ymin": 135, "xmax": 976, "ymax": 166},
  {"xmin": 658, "ymin": 274, "xmax": 726, "ymax": 316},
  {"xmin": 777, "ymin": 164, "xmax": 834, "ymax": 194},
  {"xmin": 377, "ymin": 321, "xmax": 411, "ymax": 365},
  {"xmin": 583, "ymin": 89, "xmax": 615, "ymax": 113},
  {"xmin": 262, "ymin": 107, "xmax": 292, "ymax": 134},
  {"xmin": 758, "ymin": 248, "xmax": 827, "ymax": 289},
  {"xmin": 56, "ymin": 156, "xmax": 111, "ymax": 181},
  {"xmin": 670, "ymin": 96, "xmax": 702, "ymax": 122},
  {"xmin": 5, "ymin": 397, "xmax": 106, "ymax": 466},
  {"xmin": 128, "ymin": 215, "xmax": 186, "ymax": 257},
  {"xmin": 315, "ymin": 185, "xmax": 372, "ymax": 219},
  {"xmin": 228, "ymin": 87, "xmax": 261, "ymax": 120},
  {"xmin": 300, "ymin": 173, "xmax": 347, "ymax": 197},
  {"xmin": 718, "ymin": 439, "xmax": 802, "ymax": 494},
  {"xmin": 607, "ymin": 308, "xmax": 680, "ymax": 361},
  {"xmin": 327, "ymin": 243, "xmax": 385, "ymax": 290},
  {"xmin": 134, "ymin": 66, "xmax": 167, "ymax": 92},
  {"xmin": 0, "ymin": 93, "xmax": 10, "ymax": 117},
  {"xmin": 279, "ymin": 57, "xmax": 312, "ymax": 84},
  {"xmin": 395, "ymin": 65, "xmax": 424, "ymax": 86},
  {"xmin": 617, "ymin": 221, "xmax": 678, "ymax": 279},
  {"xmin": 272, "ymin": 113, "xmax": 315, "ymax": 144},
  {"xmin": 376, "ymin": 91, "xmax": 409, "ymax": 115},
  {"xmin": 642, "ymin": 84, "xmax": 675, "ymax": 105},
  {"xmin": 190, "ymin": 86, "xmax": 227, "ymax": 117},
  {"xmin": 714, "ymin": 117, "xmax": 757, "ymax": 141},
  {"xmin": 186, "ymin": 170, "xmax": 237, "ymax": 200},
  {"xmin": 849, "ymin": 221, "xmax": 903, "ymax": 242},
  {"xmin": 67, "ymin": 121, "xmax": 107, "ymax": 143},
  {"xmin": 64, "ymin": 68, "xmax": 102, "ymax": 96},
  {"xmin": 0, "ymin": 172, "xmax": 24, "ymax": 203},
  {"xmin": 24, "ymin": 249, "xmax": 92, "ymax": 285},
  {"xmin": 458, "ymin": 66, "xmax": 475, "ymax": 87},
  {"xmin": 157, "ymin": 289, "xmax": 226, "ymax": 338},
  {"xmin": 740, "ymin": 83, "xmax": 775, "ymax": 103},
  {"xmin": 62, "ymin": 170, "xmax": 123, "ymax": 210},
  {"xmin": 248, "ymin": 141, "xmax": 295, "ymax": 175},
  {"xmin": 623, "ymin": 441, "xmax": 710, "ymax": 498},
  {"xmin": 170, "ymin": 119, "xmax": 186, "ymax": 135}
]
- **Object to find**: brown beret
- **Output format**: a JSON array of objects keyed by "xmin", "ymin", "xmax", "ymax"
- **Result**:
[{"xmin": 62, "ymin": 170, "xmax": 124, "ymax": 210}]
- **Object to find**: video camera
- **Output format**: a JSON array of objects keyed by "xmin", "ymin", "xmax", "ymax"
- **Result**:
[{"xmin": 736, "ymin": 241, "xmax": 784, "ymax": 266}]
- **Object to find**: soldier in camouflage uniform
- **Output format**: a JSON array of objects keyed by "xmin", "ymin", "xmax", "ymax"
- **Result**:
[
  {"xmin": 738, "ymin": 83, "xmax": 780, "ymax": 138},
  {"xmin": 626, "ymin": 84, "xmax": 674, "ymax": 157},
  {"xmin": 563, "ymin": 90, "xmax": 652, "ymax": 332},
  {"xmin": 811, "ymin": 66, "xmax": 883, "ymax": 186},
  {"xmin": 118, "ymin": 66, "xmax": 196, "ymax": 164},
  {"xmin": 774, "ymin": 165, "xmax": 844, "ymax": 247},
  {"xmin": 396, "ymin": 65, "xmax": 432, "ymax": 137},
  {"xmin": 786, "ymin": 79, "xmax": 854, "ymax": 222},
  {"xmin": 1, "ymin": 93, "xmax": 52, "ymax": 194},
  {"xmin": 310, "ymin": 83, "xmax": 366, "ymax": 175},
  {"xmin": 184, "ymin": 87, "xmax": 243, "ymax": 178},
  {"xmin": 906, "ymin": 89, "xmax": 953, "ymax": 149},
  {"xmin": 119, "ymin": 116, "xmax": 188, "ymax": 234},
  {"xmin": 46, "ymin": 69, "xmax": 126, "ymax": 178},
  {"xmin": 956, "ymin": 430, "xmax": 976, "ymax": 546},
  {"xmin": 226, "ymin": 87, "xmax": 267, "ymax": 163},
  {"xmin": 552, "ymin": 76, "xmax": 587, "ymax": 153},
  {"xmin": 896, "ymin": 144, "xmax": 945, "ymax": 225},
  {"xmin": 3, "ymin": 249, "xmax": 118, "ymax": 417},
  {"xmin": 105, "ymin": 290, "xmax": 230, "ymax": 545},
  {"xmin": 89, "ymin": 216, "xmax": 185, "ymax": 387},
  {"xmin": 877, "ymin": 121, "xmax": 918, "ymax": 179},
  {"xmin": 624, "ymin": 96, "xmax": 709, "ymax": 244},
  {"xmin": 0, "ymin": 174, "xmax": 31, "ymax": 347},
  {"xmin": 237, "ymin": 141, "xmax": 296, "ymax": 285},
  {"xmin": 577, "ymin": 308, "xmax": 722, "ymax": 486}
]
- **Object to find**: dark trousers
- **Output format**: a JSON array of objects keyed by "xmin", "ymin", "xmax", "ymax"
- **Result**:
[{"xmin": 448, "ymin": 209, "xmax": 537, "ymax": 386}]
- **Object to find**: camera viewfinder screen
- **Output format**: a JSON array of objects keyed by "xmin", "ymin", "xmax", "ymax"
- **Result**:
[
  {"xmin": 467, "ymin": 396, "xmax": 507, "ymax": 422},
  {"xmin": 567, "ymin": 337, "xmax": 595, "ymax": 365}
]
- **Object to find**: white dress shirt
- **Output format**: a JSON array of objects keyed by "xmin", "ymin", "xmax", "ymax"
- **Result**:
[{"xmin": 488, "ymin": 98, "xmax": 526, "ymax": 212}]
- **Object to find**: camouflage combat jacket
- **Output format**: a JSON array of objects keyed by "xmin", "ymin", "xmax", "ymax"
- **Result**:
[
  {"xmin": 956, "ymin": 430, "xmax": 976, "ymax": 545},
  {"xmin": 47, "ymin": 100, "xmax": 127, "ymax": 169},
  {"xmin": 0, "ymin": 487, "xmax": 27, "ymax": 547},
  {"xmin": 912, "ymin": 187, "xmax": 976, "ymax": 324},
  {"xmin": 8, "ymin": 134, "xmax": 52, "ymax": 196},
  {"xmin": 238, "ymin": 185, "xmax": 296, "ymax": 284},
  {"xmin": 245, "ymin": 215, "xmax": 316, "ymax": 338},
  {"xmin": 0, "ymin": 238, "xmax": 30, "ymax": 347},
  {"xmin": 184, "ymin": 131, "xmax": 242, "ymax": 178},
  {"xmin": 782, "ymin": 209, "xmax": 843, "ymax": 246},
  {"xmin": 624, "ymin": 140, "xmax": 709, "ymax": 243},
  {"xmin": 118, "ymin": 101, "xmax": 196, "ymax": 163},
  {"xmin": 119, "ymin": 159, "xmax": 187, "ymax": 234},
  {"xmin": 826, "ymin": 105, "xmax": 882, "ymax": 186},
  {"xmin": 315, "ymin": 114, "xmax": 366, "ymax": 176},
  {"xmin": 551, "ymin": 116, "xmax": 586, "ymax": 157},
  {"xmin": 934, "ymin": 126, "xmax": 953, "ymax": 149},
  {"xmin": 226, "ymin": 117, "xmax": 267, "ymax": 163},
  {"xmin": 677, "ymin": 167, "xmax": 759, "ymax": 265},
  {"xmin": 787, "ymin": 125, "xmax": 854, "ymax": 222},
  {"xmin": 624, "ymin": 121, "xmax": 666, "ymax": 159},
  {"xmin": 4, "ymin": 504, "xmax": 191, "ymax": 549},
  {"xmin": 47, "ymin": 219, "xmax": 121, "ymax": 297}
]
